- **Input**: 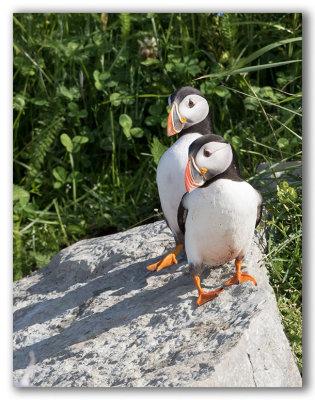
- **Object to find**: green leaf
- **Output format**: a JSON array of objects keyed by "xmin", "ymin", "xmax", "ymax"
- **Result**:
[
  {"xmin": 67, "ymin": 103, "xmax": 87, "ymax": 118},
  {"xmin": 92, "ymin": 65, "xmax": 104, "ymax": 79},
  {"xmin": 99, "ymin": 137, "xmax": 112, "ymax": 151},
  {"xmin": 69, "ymin": 171, "xmax": 83, "ymax": 182},
  {"xmin": 141, "ymin": 58, "xmax": 160, "ymax": 66},
  {"xmin": 94, "ymin": 79, "xmax": 103, "ymax": 91},
  {"xmin": 31, "ymin": 98, "xmax": 49, "ymax": 106},
  {"xmin": 105, "ymin": 80, "xmax": 118, "ymax": 88},
  {"xmin": 244, "ymin": 96, "xmax": 259, "ymax": 110},
  {"xmin": 278, "ymin": 138, "xmax": 289, "ymax": 149},
  {"xmin": 119, "ymin": 114, "xmax": 133, "ymax": 140},
  {"xmin": 110, "ymin": 93, "xmax": 122, "ymax": 106},
  {"xmin": 93, "ymin": 70, "xmax": 110, "ymax": 90},
  {"xmin": 71, "ymin": 142, "xmax": 81, "ymax": 153},
  {"xmin": 123, "ymin": 127, "xmax": 132, "ymax": 140},
  {"xmin": 53, "ymin": 181, "xmax": 63, "ymax": 189},
  {"xmin": 130, "ymin": 127, "xmax": 144, "ymax": 138},
  {"xmin": 174, "ymin": 63, "xmax": 186, "ymax": 74},
  {"xmin": 119, "ymin": 114, "xmax": 133, "ymax": 130},
  {"xmin": 277, "ymin": 181, "xmax": 298, "ymax": 203},
  {"xmin": 288, "ymin": 187, "xmax": 298, "ymax": 201},
  {"xmin": 231, "ymin": 136, "xmax": 243, "ymax": 150},
  {"xmin": 67, "ymin": 41, "xmax": 80, "ymax": 51},
  {"xmin": 185, "ymin": 57, "xmax": 201, "ymax": 76},
  {"xmin": 260, "ymin": 86, "xmax": 274, "ymax": 98},
  {"xmin": 52, "ymin": 166, "xmax": 68, "ymax": 182},
  {"xmin": 73, "ymin": 136, "xmax": 89, "ymax": 144},
  {"xmin": 60, "ymin": 133, "xmax": 73, "ymax": 152},
  {"xmin": 150, "ymin": 137, "xmax": 168, "ymax": 165},
  {"xmin": 187, "ymin": 64, "xmax": 200, "ymax": 76},
  {"xmin": 165, "ymin": 62, "xmax": 175, "ymax": 72},
  {"xmin": 215, "ymin": 86, "xmax": 230, "ymax": 98},
  {"xmin": 67, "ymin": 224, "xmax": 85, "ymax": 235},
  {"xmin": 161, "ymin": 116, "xmax": 168, "ymax": 129},
  {"xmin": 77, "ymin": 109, "xmax": 88, "ymax": 118},
  {"xmin": 145, "ymin": 115, "xmax": 160, "ymax": 126},
  {"xmin": 200, "ymin": 80, "xmax": 218, "ymax": 95},
  {"xmin": 13, "ymin": 184, "xmax": 30, "ymax": 206},
  {"xmin": 68, "ymin": 102, "xmax": 79, "ymax": 116},
  {"xmin": 149, "ymin": 103, "xmax": 163, "ymax": 116},
  {"xmin": 99, "ymin": 71, "xmax": 110, "ymax": 81},
  {"xmin": 13, "ymin": 94, "xmax": 26, "ymax": 111},
  {"xmin": 59, "ymin": 85, "xmax": 80, "ymax": 100},
  {"xmin": 119, "ymin": 90, "xmax": 134, "ymax": 105}
]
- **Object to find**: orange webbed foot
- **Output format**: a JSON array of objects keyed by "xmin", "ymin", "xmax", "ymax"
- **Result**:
[
  {"xmin": 192, "ymin": 275, "xmax": 224, "ymax": 306},
  {"xmin": 147, "ymin": 253, "xmax": 178, "ymax": 272},
  {"xmin": 196, "ymin": 288, "xmax": 224, "ymax": 306},
  {"xmin": 224, "ymin": 259, "xmax": 257, "ymax": 287},
  {"xmin": 224, "ymin": 272, "xmax": 257, "ymax": 287},
  {"xmin": 147, "ymin": 244, "xmax": 183, "ymax": 272}
]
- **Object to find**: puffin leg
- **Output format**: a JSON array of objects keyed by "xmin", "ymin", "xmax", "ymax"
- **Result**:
[
  {"xmin": 147, "ymin": 244, "xmax": 183, "ymax": 272},
  {"xmin": 192, "ymin": 275, "xmax": 224, "ymax": 306},
  {"xmin": 224, "ymin": 259, "xmax": 257, "ymax": 287}
]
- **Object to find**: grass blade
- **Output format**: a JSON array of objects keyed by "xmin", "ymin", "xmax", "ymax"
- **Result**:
[
  {"xmin": 196, "ymin": 60, "xmax": 301, "ymax": 79},
  {"xmin": 224, "ymin": 85, "xmax": 302, "ymax": 117},
  {"xmin": 236, "ymin": 36, "xmax": 301, "ymax": 68}
]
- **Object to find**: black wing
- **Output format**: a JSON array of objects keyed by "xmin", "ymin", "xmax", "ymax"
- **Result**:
[{"xmin": 177, "ymin": 193, "xmax": 189, "ymax": 236}]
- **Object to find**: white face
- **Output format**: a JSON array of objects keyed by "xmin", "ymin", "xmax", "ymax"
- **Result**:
[
  {"xmin": 195, "ymin": 141, "xmax": 233, "ymax": 178},
  {"xmin": 178, "ymin": 94, "xmax": 209, "ymax": 128}
]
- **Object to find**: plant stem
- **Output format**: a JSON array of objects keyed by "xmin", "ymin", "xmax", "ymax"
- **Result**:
[
  {"xmin": 53, "ymin": 198, "xmax": 69, "ymax": 245},
  {"xmin": 110, "ymin": 108, "xmax": 119, "ymax": 204},
  {"xmin": 69, "ymin": 152, "xmax": 77, "ymax": 212}
]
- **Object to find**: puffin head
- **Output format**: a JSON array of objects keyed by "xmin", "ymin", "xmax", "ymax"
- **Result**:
[
  {"xmin": 185, "ymin": 134, "xmax": 234, "ymax": 193},
  {"xmin": 167, "ymin": 87, "xmax": 210, "ymax": 136}
]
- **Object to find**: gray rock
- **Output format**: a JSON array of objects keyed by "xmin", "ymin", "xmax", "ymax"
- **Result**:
[{"xmin": 13, "ymin": 221, "xmax": 301, "ymax": 387}]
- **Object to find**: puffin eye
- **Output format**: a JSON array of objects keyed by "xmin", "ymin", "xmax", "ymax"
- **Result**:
[
  {"xmin": 188, "ymin": 99, "xmax": 195, "ymax": 108},
  {"xmin": 204, "ymin": 149, "xmax": 211, "ymax": 157}
]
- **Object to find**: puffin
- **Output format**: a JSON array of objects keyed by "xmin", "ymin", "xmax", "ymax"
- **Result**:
[
  {"xmin": 178, "ymin": 134, "xmax": 262, "ymax": 306},
  {"xmin": 147, "ymin": 87, "xmax": 214, "ymax": 272}
]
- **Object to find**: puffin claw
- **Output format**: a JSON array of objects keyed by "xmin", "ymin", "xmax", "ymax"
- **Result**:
[
  {"xmin": 147, "ymin": 244, "xmax": 183, "ymax": 272},
  {"xmin": 147, "ymin": 253, "xmax": 178, "ymax": 272},
  {"xmin": 224, "ymin": 272, "xmax": 257, "ymax": 287},
  {"xmin": 224, "ymin": 259, "xmax": 257, "ymax": 287},
  {"xmin": 196, "ymin": 288, "xmax": 224, "ymax": 306},
  {"xmin": 156, "ymin": 253, "xmax": 178, "ymax": 271}
]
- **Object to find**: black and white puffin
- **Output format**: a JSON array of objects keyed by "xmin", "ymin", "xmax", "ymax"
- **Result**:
[
  {"xmin": 178, "ymin": 134, "xmax": 262, "ymax": 306},
  {"xmin": 147, "ymin": 87, "xmax": 214, "ymax": 272}
]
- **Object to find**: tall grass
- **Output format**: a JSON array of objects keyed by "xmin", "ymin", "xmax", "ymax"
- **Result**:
[{"xmin": 13, "ymin": 13, "xmax": 302, "ymax": 370}]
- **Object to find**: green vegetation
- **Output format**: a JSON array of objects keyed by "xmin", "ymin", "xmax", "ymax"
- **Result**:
[{"xmin": 13, "ymin": 13, "xmax": 302, "ymax": 371}]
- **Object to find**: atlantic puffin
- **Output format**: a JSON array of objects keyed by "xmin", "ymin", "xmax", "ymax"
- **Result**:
[
  {"xmin": 147, "ymin": 87, "xmax": 214, "ymax": 272},
  {"xmin": 178, "ymin": 134, "xmax": 262, "ymax": 306}
]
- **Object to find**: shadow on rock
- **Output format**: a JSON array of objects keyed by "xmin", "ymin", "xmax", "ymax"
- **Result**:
[{"xmin": 13, "ymin": 255, "xmax": 194, "ymax": 370}]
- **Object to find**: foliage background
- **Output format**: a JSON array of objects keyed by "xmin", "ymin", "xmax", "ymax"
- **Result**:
[{"xmin": 13, "ymin": 13, "xmax": 302, "ymax": 370}]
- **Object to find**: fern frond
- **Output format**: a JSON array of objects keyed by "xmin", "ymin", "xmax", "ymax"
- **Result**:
[
  {"xmin": 28, "ymin": 114, "xmax": 64, "ymax": 173},
  {"xmin": 119, "ymin": 13, "xmax": 131, "ymax": 40},
  {"xmin": 218, "ymin": 14, "xmax": 237, "ymax": 52},
  {"xmin": 150, "ymin": 136, "xmax": 168, "ymax": 166}
]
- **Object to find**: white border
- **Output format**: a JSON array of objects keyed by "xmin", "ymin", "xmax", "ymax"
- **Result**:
[{"xmin": 3, "ymin": 2, "xmax": 314, "ymax": 398}]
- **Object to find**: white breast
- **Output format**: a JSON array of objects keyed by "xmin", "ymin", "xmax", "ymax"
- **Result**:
[
  {"xmin": 183, "ymin": 179, "xmax": 260, "ymax": 266},
  {"xmin": 157, "ymin": 133, "xmax": 201, "ymax": 239}
]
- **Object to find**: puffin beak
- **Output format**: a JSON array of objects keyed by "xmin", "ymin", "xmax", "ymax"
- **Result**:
[
  {"xmin": 185, "ymin": 158, "xmax": 206, "ymax": 193},
  {"xmin": 167, "ymin": 102, "xmax": 186, "ymax": 136}
]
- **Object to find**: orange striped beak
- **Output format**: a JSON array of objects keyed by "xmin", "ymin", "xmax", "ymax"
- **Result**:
[
  {"xmin": 167, "ymin": 103, "xmax": 186, "ymax": 136},
  {"xmin": 185, "ymin": 159, "xmax": 204, "ymax": 193}
]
